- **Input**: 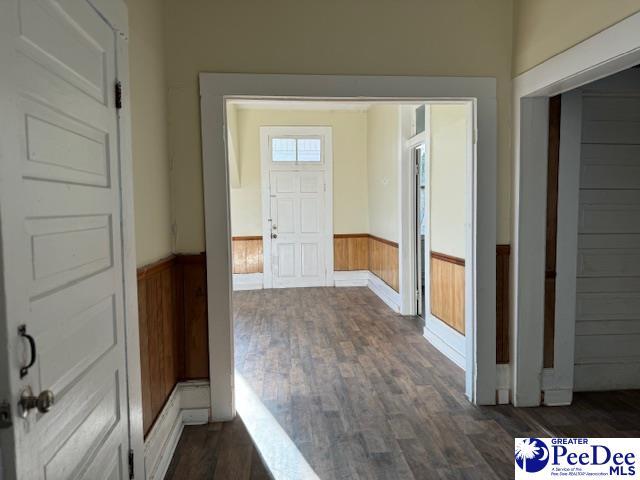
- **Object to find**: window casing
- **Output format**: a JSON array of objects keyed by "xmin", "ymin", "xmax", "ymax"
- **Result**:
[{"xmin": 270, "ymin": 136, "xmax": 323, "ymax": 164}]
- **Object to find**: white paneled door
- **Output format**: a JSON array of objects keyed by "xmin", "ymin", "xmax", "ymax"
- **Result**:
[
  {"xmin": 269, "ymin": 170, "xmax": 327, "ymax": 288},
  {"xmin": 0, "ymin": 0, "xmax": 131, "ymax": 479}
]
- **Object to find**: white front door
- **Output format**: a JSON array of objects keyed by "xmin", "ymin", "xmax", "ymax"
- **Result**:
[
  {"xmin": 0, "ymin": 0, "xmax": 131, "ymax": 478},
  {"xmin": 270, "ymin": 170, "xmax": 327, "ymax": 288}
]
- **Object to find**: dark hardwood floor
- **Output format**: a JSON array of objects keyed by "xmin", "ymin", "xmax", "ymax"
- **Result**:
[
  {"xmin": 170, "ymin": 286, "xmax": 640, "ymax": 480},
  {"xmin": 165, "ymin": 417, "xmax": 271, "ymax": 480}
]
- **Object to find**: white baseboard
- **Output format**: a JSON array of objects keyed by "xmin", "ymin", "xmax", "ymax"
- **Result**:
[
  {"xmin": 424, "ymin": 315, "xmax": 465, "ymax": 370},
  {"xmin": 496, "ymin": 363, "xmax": 511, "ymax": 404},
  {"xmin": 367, "ymin": 273, "xmax": 401, "ymax": 313},
  {"xmin": 543, "ymin": 388, "xmax": 573, "ymax": 406},
  {"xmin": 233, "ymin": 273, "xmax": 263, "ymax": 291},
  {"xmin": 145, "ymin": 380, "xmax": 210, "ymax": 480},
  {"xmin": 541, "ymin": 368, "xmax": 573, "ymax": 406},
  {"xmin": 333, "ymin": 270, "xmax": 369, "ymax": 287}
]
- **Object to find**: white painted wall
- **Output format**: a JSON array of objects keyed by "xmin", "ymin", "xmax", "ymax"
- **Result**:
[
  {"xmin": 229, "ymin": 108, "xmax": 369, "ymax": 236},
  {"xmin": 367, "ymin": 105, "xmax": 401, "ymax": 242},
  {"xmin": 572, "ymin": 69, "xmax": 640, "ymax": 391},
  {"xmin": 430, "ymin": 105, "xmax": 469, "ymax": 259},
  {"xmin": 129, "ymin": 0, "xmax": 173, "ymax": 266}
]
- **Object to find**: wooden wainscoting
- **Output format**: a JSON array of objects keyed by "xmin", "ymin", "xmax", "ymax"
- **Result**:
[
  {"xmin": 430, "ymin": 252, "xmax": 465, "ymax": 334},
  {"xmin": 496, "ymin": 245, "xmax": 511, "ymax": 364},
  {"xmin": 369, "ymin": 235, "xmax": 400, "ymax": 292},
  {"xmin": 234, "ymin": 233, "xmax": 400, "ymax": 292},
  {"xmin": 232, "ymin": 236, "xmax": 263, "ymax": 274},
  {"xmin": 137, "ymin": 253, "xmax": 209, "ymax": 436},
  {"xmin": 137, "ymin": 256, "xmax": 179, "ymax": 436},
  {"xmin": 176, "ymin": 254, "xmax": 209, "ymax": 380},
  {"xmin": 334, "ymin": 233, "xmax": 369, "ymax": 271}
]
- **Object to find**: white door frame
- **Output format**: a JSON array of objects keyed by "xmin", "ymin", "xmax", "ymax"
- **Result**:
[
  {"xmin": 402, "ymin": 110, "xmax": 429, "ymax": 319},
  {"xmin": 400, "ymin": 101, "xmax": 476, "ymax": 387},
  {"xmin": 200, "ymin": 73, "xmax": 497, "ymax": 420},
  {"xmin": 259, "ymin": 126, "xmax": 334, "ymax": 289},
  {"xmin": 0, "ymin": 1, "xmax": 144, "ymax": 478},
  {"xmin": 511, "ymin": 11, "xmax": 640, "ymax": 407}
]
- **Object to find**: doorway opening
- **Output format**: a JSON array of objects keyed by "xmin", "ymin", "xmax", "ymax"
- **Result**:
[
  {"xmin": 542, "ymin": 66, "xmax": 640, "ymax": 403},
  {"xmin": 221, "ymin": 96, "xmax": 479, "ymax": 476}
]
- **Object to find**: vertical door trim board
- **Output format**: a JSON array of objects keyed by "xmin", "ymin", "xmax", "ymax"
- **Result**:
[
  {"xmin": 110, "ymin": 5, "xmax": 146, "ymax": 477},
  {"xmin": 512, "ymin": 11, "xmax": 640, "ymax": 406},
  {"xmin": 400, "ymin": 105, "xmax": 429, "ymax": 317},
  {"xmin": 259, "ymin": 126, "xmax": 334, "ymax": 289},
  {"xmin": 200, "ymin": 74, "xmax": 497, "ymax": 419},
  {"xmin": 544, "ymin": 90, "xmax": 582, "ymax": 405},
  {"xmin": 77, "ymin": 1, "xmax": 145, "ymax": 477}
]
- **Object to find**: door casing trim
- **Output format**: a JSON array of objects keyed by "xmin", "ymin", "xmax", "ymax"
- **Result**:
[
  {"xmin": 200, "ymin": 73, "xmax": 498, "ymax": 419},
  {"xmin": 511, "ymin": 11, "xmax": 640, "ymax": 406}
]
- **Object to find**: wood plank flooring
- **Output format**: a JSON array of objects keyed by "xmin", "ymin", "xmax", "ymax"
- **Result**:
[
  {"xmin": 170, "ymin": 287, "xmax": 640, "ymax": 480},
  {"xmin": 165, "ymin": 417, "xmax": 271, "ymax": 479}
]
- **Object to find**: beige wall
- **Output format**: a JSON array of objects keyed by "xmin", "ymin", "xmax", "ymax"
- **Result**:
[
  {"xmin": 513, "ymin": 0, "xmax": 640, "ymax": 75},
  {"xmin": 229, "ymin": 108, "xmax": 369, "ymax": 236},
  {"xmin": 164, "ymin": 0, "xmax": 514, "ymax": 253},
  {"xmin": 367, "ymin": 105, "xmax": 401, "ymax": 243},
  {"xmin": 129, "ymin": 0, "xmax": 173, "ymax": 266},
  {"xmin": 430, "ymin": 105, "xmax": 468, "ymax": 259}
]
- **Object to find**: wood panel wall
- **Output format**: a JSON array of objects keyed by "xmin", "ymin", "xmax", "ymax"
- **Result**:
[
  {"xmin": 368, "ymin": 235, "xmax": 400, "ymax": 292},
  {"xmin": 496, "ymin": 245, "xmax": 511, "ymax": 364},
  {"xmin": 137, "ymin": 257, "xmax": 178, "ymax": 436},
  {"xmin": 137, "ymin": 253, "xmax": 209, "ymax": 436},
  {"xmin": 334, "ymin": 233, "xmax": 369, "ymax": 271},
  {"xmin": 232, "ymin": 236, "xmax": 263, "ymax": 274},
  {"xmin": 430, "ymin": 252, "xmax": 465, "ymax": 334},
  {"xmin": 233, "ymin": 233, "xmax": 400, "ymax": 291}
]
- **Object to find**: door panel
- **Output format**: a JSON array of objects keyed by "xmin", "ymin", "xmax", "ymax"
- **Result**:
[
  {"xmin": 0, "ymin": 0, "xmax": 130, "ymax": 477},
  {"xmin": 269, "ymin": 170, "xmax": 326, "ymax": 287},
  {"xmin": 300, "ymin": 198, "xmax": 320, "ymax": 233}
]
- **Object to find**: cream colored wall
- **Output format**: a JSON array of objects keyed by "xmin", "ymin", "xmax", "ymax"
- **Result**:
[
  {"xmin": 430, "ymin": 105, "xmax": 468, "ymax": 259},
  {"xmin": 366, "ymin": 105, "xmax": 401, "ymax": 243},
  {"xmin": 229, "ymin": 108, "xmax": 369, "ymax": 236},
  {"xmin": 513, "ymin": 0, "xmax": 640, "ymax": 75},
  {"xmin": 129, "ymin": 0, "xmax": 173, "ymax": 266},
  {"xmin": 164, "ymin": 0, "xmax": 514, "ymax": 253}
]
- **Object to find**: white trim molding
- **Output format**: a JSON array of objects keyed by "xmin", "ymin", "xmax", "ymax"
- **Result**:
[
  {"xmin": 511, "ymin": 11, "xmax": 640, "ymax": 407},
  {"xmin": 144, "ymin": 381, "xmax": 210, "ymax": 480},
  {"xmin": 233, "ymin": 273, "xmax": 264, "ymax": 291},
  {"xmin": 367, "ymin": 273, "xmax": 402, "ymax": 313},
  {"xmin": 496, "ymin": 364, "xmax": 511, "ymax": 405},
  {"xmin": 200, "ymin": 73, "xmax": 498, "ymax": 417},
  {"xmin": 424, "ymin": 316, "xmax": 466, "ymax": 370},
  {"xmin": 333, "ymin": 270, "xmax": 370, "ymax": 287}
]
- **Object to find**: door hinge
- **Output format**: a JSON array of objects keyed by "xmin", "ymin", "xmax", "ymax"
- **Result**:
[
  {"xmin": 128, "ymin": 449, "xmax": 134, "ymax": 479},
  {"xmin": 115, "ymin": 81, "xmax": 123, "ymax": 110},
  {"xmin": 0, "ymin": 400, "xmax": 12, "ymax": 429}
]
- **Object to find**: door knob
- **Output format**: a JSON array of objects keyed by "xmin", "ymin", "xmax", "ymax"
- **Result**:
[
  {"xmin": 19, "ymin": 386, "xmax": 54, "ymax": 418},
  {"xmin": 271, "ymin": 233, "xmax": 278, "ymax": 239}
]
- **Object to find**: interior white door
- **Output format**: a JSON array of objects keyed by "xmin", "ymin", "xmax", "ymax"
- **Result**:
[
  {"xmin": 270, "ymin": 170, "xmax": 326, "ymax": 288},
  {"xmin": 0, "ymin": 0, "xmax": 131, "ymax": 478}
]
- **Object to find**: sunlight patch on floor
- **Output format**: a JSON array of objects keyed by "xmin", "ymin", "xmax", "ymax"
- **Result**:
[{"xmin": 235, "ymin": 371, "xmax": 320, "ymax": 480}]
